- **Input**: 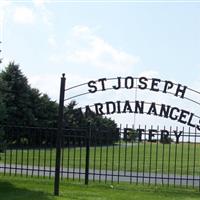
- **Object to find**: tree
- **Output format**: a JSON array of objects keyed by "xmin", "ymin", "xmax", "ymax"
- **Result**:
[
  {"xmin": 0, "ymin": 128, "xmax": 6, "ymax": 153},
  {"xmin": 0, "ymin": 63, "xmax": 7, "ymax": 152},
  {"xmin": 29, "ymin": 89, "xmax": 58, "ymax": 127},
  {"xmin": 63, "ymin": 101, "xmax": 119, "ymax": 145},
  {"xmin": 0, "ymin": 77, "xmax": 7, "ymax": 124},
  {"xmin": 0, "ymin": 62, "xmax": 119, "ymax": 146},
  {"xmin": 0, "ymin": 62, "xmax": 60, "ymax": 147},
  {"xmin": 0, "ymin": 62, "xmax": 34, "ymax": 125},
  {"xmin": 126, "ymin": 129, "xmax": 139, "ymax": 142},
  {"xmin": 64, "ymin": 101, "xmax": 85, "ymax": 128},
  {"xmin": 0, "ymin": 62, "xmax": 59, "ymax": 127}
]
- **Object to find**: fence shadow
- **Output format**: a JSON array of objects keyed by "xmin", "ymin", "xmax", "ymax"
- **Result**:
[{"xmin": 0, "ymin": 181, "xmax": 52, "ymax": 200}]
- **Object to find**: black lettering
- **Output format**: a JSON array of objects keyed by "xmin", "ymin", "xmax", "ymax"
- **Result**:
[
  {"xmin": 187, "ymin": 113, "xmax": 195, "ymax": 128},
  {"xmin": 159, "ymin": 104, "xmax": 170, "ymax": 118},
  {"xmin": 136, "ymin": 129, "xmax": 145, "ymax": 142},
  {"xmin": 148, "ymin": 129, "xmax": 157, "ymax": 142},
  {"xmin": 147, "ymin": 102, "xmax": 157, "ymax": 116},
  {"xmin": 174, "ymin": 130, "xmax": 182, "ymax": 144},
  {"xmin": 88, "ymin": 80, "xmax": 97, "ymax": 93},
  {"xmin": 160, "ymin": 130, "xmax": 169, "ymax": 143},
  {"xmin": 125, "ymin": 76, "xmax": 134, "ymax": 89},
  {"xmin": 106, "ymin": 101, "xmax": 116, "ymax": 114},
  {"xmin": 122, "ymin": 101, "xmax": 133, "ymax": 113},
  {"xmin": 85, "ymin": 105, "xmax": 93, "ymax": 117},
  {"xmin": 169, "ymin": 107, "xmax": 180, "ymax": 120},
  {"xmin": 178, "ymin": 109, "xmax": 190, "ymax": 124},
  {"xmin": 150, "ymin": 78, "xmax": 161, "ymax": 92},
  {"xmin": 197, "ymin": 121, "xmax": 200, "ymax": 131},
  {"xmin": 138, "ymin": 77, "xmax": 148, "ymax": 90},
  {"xmin": 163, "ymin": 80, "xmax": 173, "ymax": 93},
  {"xmin": 98, "ymin": 78, "xmax": 107, "ymax": 91},
  {"xmin": 113, "ymin": 77, "xmax": 121, "ymax": 90},
  {"xmin": 135, "ymin": 101, "xmax": 144, "ymax": 114},
  {"xmin": 94, "ymin": 103, "xmax": 105, "ymax": 115},
  {"xmin": 175, "ymin": 84, "xmax": 187, "ymax": 98},
  {"xmin": 116, "ymin": 101, "xmax": 121, "ymax": 113},
  {"xmin": 124, "ymin": 128, "xmax": 133, "ymax": 141}
]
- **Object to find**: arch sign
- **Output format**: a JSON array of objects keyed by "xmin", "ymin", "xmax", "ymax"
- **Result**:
[
  {"xmin": 65, "ymin": 76, "xmax": 200, "ymax": 130},
  {"xmin": 65, "ymin": 75, "xmax": 200, "ymax": 130}
]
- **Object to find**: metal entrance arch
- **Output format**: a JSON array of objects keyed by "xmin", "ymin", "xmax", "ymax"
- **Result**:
[{"xmin": 54, "ymin": 74, "xmax": 200, "ymax": 195}]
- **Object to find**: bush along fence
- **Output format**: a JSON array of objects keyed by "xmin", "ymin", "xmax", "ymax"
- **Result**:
[{"xmin": 0, "ymin": 124, "xmax": 200, "ymax": 191}]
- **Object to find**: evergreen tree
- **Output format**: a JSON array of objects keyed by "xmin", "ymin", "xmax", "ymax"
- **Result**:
[
  {"xmin": 0, "ymin": 62, "xmax": 34, "ymax": 125},
  {"xmin": 0, "ymin": 78, "xmax": 7, "ymax": 124},
  {"xmin": 0, "ymin": 62, "xmax": 59, "ymax": 127},
  {"xmin": 64, "ymin": 101, "xmax": 85, "ymax": 128},
  {"xmin": 0, "ymin": 62, "xmax": 119, "ymax": 146},
  {"xmin": 64, "ymin": 101, "xmax": 119, "ymax": 145},
  {"xmin": 34, "ymin": 93, "xmax": 58, "ymax": 127}
]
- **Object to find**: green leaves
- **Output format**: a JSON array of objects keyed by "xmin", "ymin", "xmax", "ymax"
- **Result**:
[
  {"xmin": 0, "ymin": 61, "xmax": 118, "ymax": 144},
  {"xmin": 0, "ymin": 62, "xmax": 58, "ymax": 127}
]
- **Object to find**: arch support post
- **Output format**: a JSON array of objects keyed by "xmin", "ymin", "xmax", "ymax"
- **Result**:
[{"xmin": 54, "ymin": 74, "xmax": 66, "ymax": 196}]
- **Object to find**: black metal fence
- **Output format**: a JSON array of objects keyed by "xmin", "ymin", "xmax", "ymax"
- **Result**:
[{"xmin": 0, "ymin": 125, "xmax": 200, "ymax": 190}]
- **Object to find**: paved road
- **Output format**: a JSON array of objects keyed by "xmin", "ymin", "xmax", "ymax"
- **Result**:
[{"xmin": 0, "ymin": 164, "xmax": 199, "ymax": 187}]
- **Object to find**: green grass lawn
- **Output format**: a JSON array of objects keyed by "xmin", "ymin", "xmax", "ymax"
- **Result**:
[
  {"xmin": 1, "ymin": 142, "xmax": 200, "ymax": 175},
  {"xmin": 0, "ymin": 175, "xmax": 200, "ymax": 200}
]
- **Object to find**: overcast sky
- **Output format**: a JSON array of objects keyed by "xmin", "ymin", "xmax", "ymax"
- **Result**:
[{"xmin": 1, "ymin": 0, "xmax": 200, "ymax": 128}]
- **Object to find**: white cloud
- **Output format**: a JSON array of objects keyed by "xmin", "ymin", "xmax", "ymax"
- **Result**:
[
  {"xmin": 32, "ymin": 0, "xmax": 55, "ymax": 47},
  {"xmin": 0, "ymin": 0, "xmax": 12, "ymax": 26},
  {"xmin": 33, "ymin": 0, "xmax": 45, "ymax": 7},
  {"xmin": 48, "ymin": 35, "xmax": 57, "ymax": 47},
  {"xmin": 49, "ymin": 54, "xmax": 65, "ymax": 64},
  {"xmin": 0, "ymin": 12, "xmax": 4, "ymax": 27},
  {"xmin": 13, "ymin": 6, "xmax": 36, "ymax": 24},
  {"xmin": 139, "ymin": 70, "xmax": 160, "ymax": 78},
  {"xmin": 29, "ymin": 74, "xmax": 60, "ymax": 101},
  {"xmin": 33, "ymin": 0, "xmax": 53, "ymax": 28},
  {"xmin": 0, "ymin": 0, "xmax": 11, "ymax": 9},
  {"xmin": 28, "ymin": 73, "xmax": 89, "ymax": 102},
  {"xmin": 64, "ymin": 25, "xmax": 140, "ymax": 73}
]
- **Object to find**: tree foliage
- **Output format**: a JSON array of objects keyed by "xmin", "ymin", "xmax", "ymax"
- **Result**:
[
  {"xmin": 63, "ymin": 100, "xmax": 119, "ymax": 145},
  {"xmin": 0, "ymin": 62, "xmax": 119, "ymax": 146},
  {"xmin": 0, "ymin": 79, "xmax": 6, "ymax": 124},
  {"xmin": 125, "ymin": 129, "xmax": 139, "ymax": 142},
  {"xmin": 0, "ymin": 62, "xmax": 33, "ymax": 125}
]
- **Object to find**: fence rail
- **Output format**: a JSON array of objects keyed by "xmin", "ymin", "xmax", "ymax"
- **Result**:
[{"xmin": 0, "ymin": 125, "xmax": 200, "ymax": 190}]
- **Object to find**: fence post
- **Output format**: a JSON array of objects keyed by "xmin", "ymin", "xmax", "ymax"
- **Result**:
[
  {"xmin": 54, "ymin": 74, "xmax": 66, "ymax": 196},
  {"xmin": 85, "ymin": 122, "xmax": 91, "ymax": 185}
]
